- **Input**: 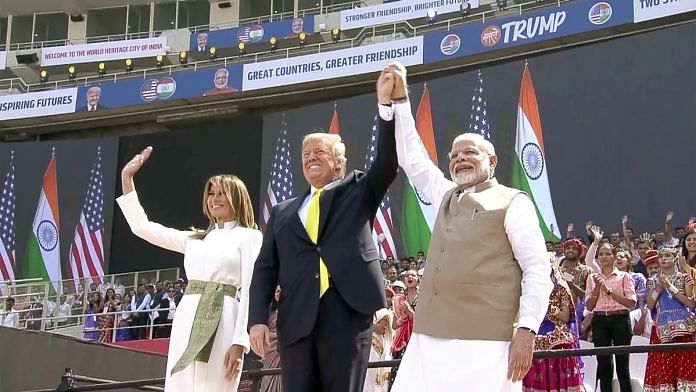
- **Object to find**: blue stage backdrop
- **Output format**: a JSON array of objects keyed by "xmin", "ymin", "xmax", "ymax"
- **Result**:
[
  {"xmin": 77, "ymin": 65, "xmax": 243, "ymax": 111},
  {"xmin": 189, "ymin": 17, "xmax": 314, "ymax": 51},
  {"xmin": 424, "ymin": 0, "xmax": 634, "ymax": 63},
  {"xmin": 260, "ymin": 22, "xmax": 696, "ymax": 257}
]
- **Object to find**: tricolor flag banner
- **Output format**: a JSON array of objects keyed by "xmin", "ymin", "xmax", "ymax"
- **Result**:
[
  {"xmin": 329, "ymin": 103, "xmax": 340, "ymax": 135},
  {"xmin": 0, "ymin": 152, "xmax": 17, "ymax": 295},
  {"xmin": 68, "ymin": 147, "xmax": 106, "ymax": 291},
  {"xmin": 364, "ymin": 115, "xmax": 397, "ymax": 259},
  {"xmin": 400, "ymin": 85, "xmax": 438, "ymax": 257},
  {"xmin": 261, "ymin": 116, "xmax": 295, "ymax": 231},
  {"xmin": 25, "ymin": 152, "xmax": 63, "ymax": 294},
  {"xmin": 511, "ymin": 63, "xmax": 561, "ymax": 241}
]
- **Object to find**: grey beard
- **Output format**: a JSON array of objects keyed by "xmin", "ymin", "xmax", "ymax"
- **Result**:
[{"xmin": 451, "ymin": 164, "xmax": 491, "ymax": 187}]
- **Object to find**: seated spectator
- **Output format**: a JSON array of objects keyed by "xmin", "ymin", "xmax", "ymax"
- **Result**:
[
  {"xmin": 523, "ymin": 257, "xmax": 583, "ymax": 391},
  {"xmin": 115, "ymin": 293, "xmax": 133, "ymax": 342},
  {"xmin": 1, "ymin": 297, "xmax": 19, "ymax": 328},
  {"xmin": 84, "ymin": 292, "xmax": 103, "ymax": 340},
  {"xmin": 643, "ymin": 246, "xmax": 696, "ymax": 391},
  {"xmin": 364, "ymin": 308, "xmax": 394, "ymax": 392},
  {"xmin": 391, "ymin": 270, "xmax": 418, "ymax": 359}
]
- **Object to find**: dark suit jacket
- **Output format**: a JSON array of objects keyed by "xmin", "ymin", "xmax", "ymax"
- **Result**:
[
  {"xmin": 249, "ymin": 116, "xmax": 397, "ymax": 346},
  {"xmin": 77, "ymin": 104, "xmax": 108, "ymax": 112}
]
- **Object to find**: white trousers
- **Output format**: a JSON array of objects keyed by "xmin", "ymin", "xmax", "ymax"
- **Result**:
[{"xmin": 391, "ymin": 333, "xmax": 520, "ymax": 392}]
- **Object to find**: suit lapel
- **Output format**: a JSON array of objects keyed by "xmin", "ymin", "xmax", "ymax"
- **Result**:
[{"xmin": 317, "ymin": 187, "xmax": 335, "ymax": 239}]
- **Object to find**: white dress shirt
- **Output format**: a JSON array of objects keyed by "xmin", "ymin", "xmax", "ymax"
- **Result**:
[
  {"xmin": 384, "ymin": 101, "xmax": 552, "ymax": 392},
  {"xmin": 1, "ymin": 309, "xmax": 19, "ymax": 328},
  {"xmin": 297, "ymin": 180, "xmax": 340, "ymax": 228}
]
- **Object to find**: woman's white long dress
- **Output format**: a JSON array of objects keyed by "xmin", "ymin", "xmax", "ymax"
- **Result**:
[{"xmin": 117, "ymin": 191, "xmax": 262, "ymax": 392}]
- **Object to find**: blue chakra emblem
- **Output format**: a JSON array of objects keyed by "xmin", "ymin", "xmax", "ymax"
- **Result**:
[
  {"xmin": 37, "ymin": 220, "xmax": 58, "ymax": 252},
  {"xmin": 521, "ymin": 142, "xmax": 544, "ymax": 180}
]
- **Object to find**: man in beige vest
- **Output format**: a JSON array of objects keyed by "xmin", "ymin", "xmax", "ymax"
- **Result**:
[{"xmin": 385, "ymin": 62, "xmax": 553, "ymax": 391}]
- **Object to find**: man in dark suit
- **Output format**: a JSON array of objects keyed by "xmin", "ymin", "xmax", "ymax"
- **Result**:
[
  {"xmin": 77, "ymin": 86, "xmax": 108, "ymax": 112},
  {"xmin": 249, "ymin": 67, "xmax": 399, "ymax": 392}
]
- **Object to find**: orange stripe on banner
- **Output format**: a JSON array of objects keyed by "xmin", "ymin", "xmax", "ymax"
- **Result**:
[
  {"xmin": 416, "ymin": 86, "xmax": 439, "ymax": 165},
  {"xmin": 329, "ymin": 109, "xmax": 340, "ymax": 135},
  {"xmin": 43, "ymin": 155, "xmax": 60, "ymax": 225},
  {"xmin": 519, "ymin": 64, "xmax": 545, "ymax": 153}
]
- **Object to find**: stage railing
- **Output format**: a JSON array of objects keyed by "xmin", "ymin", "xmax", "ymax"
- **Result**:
[{"xmin": 22, "ymin": 342, "xmax": 696, "ymax": 392}]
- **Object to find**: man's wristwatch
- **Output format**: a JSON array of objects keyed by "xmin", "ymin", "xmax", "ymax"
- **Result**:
[{"xmin": 517, "ymin": 327, "xmax": 537, "ymax": 335}]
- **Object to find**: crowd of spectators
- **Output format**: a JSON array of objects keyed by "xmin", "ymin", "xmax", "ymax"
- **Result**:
[{"xmin": 2, "ymin": 213, "xmax": 694, "ymax": 391}]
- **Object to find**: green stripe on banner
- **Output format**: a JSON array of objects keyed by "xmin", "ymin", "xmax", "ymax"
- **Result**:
[
  {"xmin": 511, "ymin": 157, "xmax": 559, "ymax": 242},
  {"xmin": 400, "ymin": 185, "xmax": 432, "ymax": 258},
  {"xmin": 25, "ymin": 234, "xmax": 52, "ymax": 285}
]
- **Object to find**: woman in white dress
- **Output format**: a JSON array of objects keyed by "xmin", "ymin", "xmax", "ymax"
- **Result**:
[{"xmin": 117, "ymin": 146, "xmax": 262, "ymax": 391}]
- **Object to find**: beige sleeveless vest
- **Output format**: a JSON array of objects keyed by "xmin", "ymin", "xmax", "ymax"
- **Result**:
[{"xmin": 413, "ymin": 178, "xmax": 524, "ymax": 341}]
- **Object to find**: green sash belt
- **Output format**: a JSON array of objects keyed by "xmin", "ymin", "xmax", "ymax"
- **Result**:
[{"xmin": 170, "ymin": 279, "xmax": 238, "ymax": 375}]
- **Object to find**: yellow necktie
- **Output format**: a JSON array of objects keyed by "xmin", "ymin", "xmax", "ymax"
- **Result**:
[{"xmin": 307, "ymin": 188, "xmax": 330, "ymax": 297}]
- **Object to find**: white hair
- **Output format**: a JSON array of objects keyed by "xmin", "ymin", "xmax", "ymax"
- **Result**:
[
  {"xmin": 214, "ymin": 68, "xmax": 228, "ymax": 77},
  {"xmin": 302, "ymin": 133, "xmax": 347, "ymax": 179},
  {"xmin": 198, "ymin": 32, "xmax": 208, "ymax": 39},
  {"xmin": 451, "ymin": 133, "xmax": 496, "ymax": 156},
  {"xmin": 86, "ymin": 86, "xmax": 101, "ymax": 96}
]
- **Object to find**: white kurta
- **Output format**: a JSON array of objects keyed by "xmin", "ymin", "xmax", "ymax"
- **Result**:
[
  {"xmin": 380, "ymin": 102, "xmax": 552, "ymax": 392},
  {"xmin": 117, "ymin": 191, "xmax": 262, "ymax": 392}
]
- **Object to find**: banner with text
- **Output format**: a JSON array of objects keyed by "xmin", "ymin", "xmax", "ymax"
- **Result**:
[
  {"xmin": 424, "ymin": 0, "xmax": 634, "ymax": 63},
  {"xmin": 0, "ymin": 88, "xmax": 77, "ymax": 121},
  {"xmin": 41, "ymin": 37, "xmax": 167, "ymax": 66},
  {"xmin": 341, "ymin": 0, "xmax": 480, "ymax": 30},
  {"xmin": 633, "ymin": 0, "xmax": 696, "ymax": 22},
  {"xmin": 190, "ymin": 17, "xmax": 314, "ymax": 52},
  {"xmin": 77, "ymin": 65, "xmax": 243, "ymax": 111},
  {"xmin": 0, "ymin": 51, "xmax": 6, "ymax": 70},
  {"xmin": 242, "ymin": 36, "xmax": 423, "ymax": 91}
]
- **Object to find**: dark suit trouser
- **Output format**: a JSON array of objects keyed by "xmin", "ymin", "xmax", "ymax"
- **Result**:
[{"xmin": 279, "ymin": 287, "xmax": 372, "ymax": 392}]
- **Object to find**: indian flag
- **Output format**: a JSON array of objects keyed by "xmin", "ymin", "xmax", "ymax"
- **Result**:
[
  {"xmin": 25, "ymin": 153, "xmax": 62, "ymax": 294},
  {"xmin": 400, "ymin": 85, "xmax": 438, "ymax": 256},
  {"xmin": 511, "ymin": 64, "xmax": 561, "ymax": 241}
]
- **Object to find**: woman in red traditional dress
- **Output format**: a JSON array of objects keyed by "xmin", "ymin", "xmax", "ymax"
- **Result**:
[
  {"xmin": 391, "ymin": 270, "xmax": 418, "ymax": 358},
  {"xmin": 643, "ymin": 246, "xmax": 696, "ymax": 392}
]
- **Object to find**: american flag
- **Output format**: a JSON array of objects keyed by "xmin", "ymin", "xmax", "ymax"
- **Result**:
[
  {"xmin": 468, "ymin": 70, "xmax": 492, "ymax": 140},
  {"xmin": 364, "ymin": 115, "xmax": 396, "ymax": 258},
  {"xmin": 140, "ymin": 79, "xmax": 158, "ymax": 101},
  {"xmin": 262, "ymin": 116, "xmax": 295, "ymax": 231},
  {"xmin": 0, "ymin": 152, "xmax": 16, "ymax": 292},
  {"xmin": 68, "ymin": 147, "xmax": 105, "ymax": 291}
]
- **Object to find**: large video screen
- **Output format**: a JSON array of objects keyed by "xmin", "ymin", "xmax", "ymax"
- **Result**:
[{"xmin": 260, "ymin": 22, "xmax": 696, "ymax": 257}]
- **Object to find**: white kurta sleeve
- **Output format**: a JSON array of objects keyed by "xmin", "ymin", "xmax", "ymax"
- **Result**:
[
  {"xmin": 391, "ymin": 101, "xmax": 455, "ymax": 212},
  {"xmin": 116, "ymin": 191, "xmax": 191, "ymax": 254},
  {"xmin": 231, "ymin": 229, "xmax": 263, "ymax": 353},
  {"xmin": 504, "ymin": 194, "xmax": 553, "ymax": 332}
]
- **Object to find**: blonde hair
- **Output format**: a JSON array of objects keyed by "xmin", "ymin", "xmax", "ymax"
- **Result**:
[
  {"xmin": 190, "ymin": 174, "xmax": 256, "ymax": 239},
  {"xmin": 302, "ymin": 133, "xmax": 347, "ymax": 179}
]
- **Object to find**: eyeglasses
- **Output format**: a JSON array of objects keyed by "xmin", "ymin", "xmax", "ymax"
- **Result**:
[{"xmin": 447, "ymin": 147, "xmax": 484, "ymax": 160}]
